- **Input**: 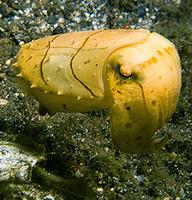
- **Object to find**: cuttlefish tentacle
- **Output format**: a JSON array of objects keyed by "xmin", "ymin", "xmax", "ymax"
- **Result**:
[{"xmin": 109, "ymin": 81, "xmax": 169, "ymax": 153}]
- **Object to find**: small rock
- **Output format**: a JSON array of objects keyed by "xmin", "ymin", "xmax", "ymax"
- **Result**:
[
  {"xmin": 0, "ymin": 73, "xmax": 6, "ymax": 81},
  {"xmin": 97, "ymin": 187, "xmax": 104, "ymax": 193},
  {"xmin": 0, "ymin": 98, "xmax": 8, "ymax": 107},
  {"xmin": 44, "ymin": 195, "xmax": 54, "ymax": 200}
]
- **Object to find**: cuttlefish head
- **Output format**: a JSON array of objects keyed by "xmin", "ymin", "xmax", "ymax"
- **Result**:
[{"xmin": 106, "ymin": 32, "xmax": 181, "ymax": 153}]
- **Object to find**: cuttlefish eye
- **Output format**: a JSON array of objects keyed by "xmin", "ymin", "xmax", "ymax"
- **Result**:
[{"xmin": 113, "ymin": 63, "xmax": 137, "ymax": 80}]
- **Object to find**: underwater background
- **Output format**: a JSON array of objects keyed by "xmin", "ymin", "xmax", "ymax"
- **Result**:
[{"xmin": 0, "ymin": 0, "xmax": 192, "ymax": 199}]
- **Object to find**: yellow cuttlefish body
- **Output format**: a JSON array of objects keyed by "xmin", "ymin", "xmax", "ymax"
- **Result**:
[{"xmin": 13, "ymin": 29, "xmax": 181, "ymax": 153}]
